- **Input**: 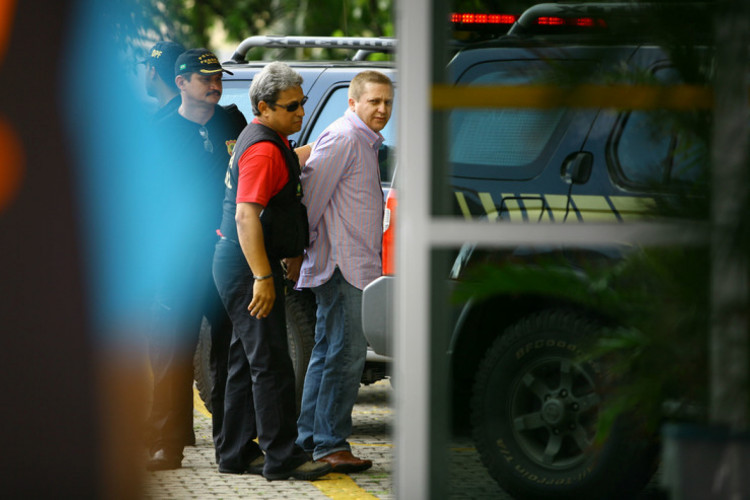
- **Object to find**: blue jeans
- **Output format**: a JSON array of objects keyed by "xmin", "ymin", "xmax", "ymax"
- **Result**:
[{"xmin": 296, "ymin": 269, "xmax": 367, "ymax": 460}]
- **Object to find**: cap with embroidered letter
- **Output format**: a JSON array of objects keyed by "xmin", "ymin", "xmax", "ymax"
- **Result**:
[
  {"xmin": 175, "ymin": 48, "xmax": 233, "ymax": 77},
  {"xmin": 141, "ymin": 40, "xmax": 185, "ymax": 84}
]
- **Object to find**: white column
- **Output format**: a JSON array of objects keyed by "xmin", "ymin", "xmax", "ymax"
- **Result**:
[{"xmin": 394, "ymin": 0, "xmax": 433, "ymax": 498}]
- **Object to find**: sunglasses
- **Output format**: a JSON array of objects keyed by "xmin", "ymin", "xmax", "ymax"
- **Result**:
[
  {"xmin": 272, "ymin": 96, "xmax": 308, "ymax": 112},
  {"xmin": 198, "ymin": 126, "xmax": 214, "ymax": 153}
]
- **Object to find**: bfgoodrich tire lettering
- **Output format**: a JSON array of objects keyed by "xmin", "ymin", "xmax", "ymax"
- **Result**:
[{"xmin": 470, "ymin": 309, "xmax": 657, "ymax": 500}]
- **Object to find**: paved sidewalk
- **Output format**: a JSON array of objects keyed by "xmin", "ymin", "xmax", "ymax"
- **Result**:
[
  {"xmin": 144, "ymin": 380, "xmax": 667, "ymax": 499},
  {"xmin": 144, "ymin": 381, "xmax": 395, "ymax": 499}
]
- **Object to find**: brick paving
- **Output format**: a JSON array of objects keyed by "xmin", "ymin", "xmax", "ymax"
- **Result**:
[
  {"xmin": 143, "ymin": 380, "xmax": 517, "ymax": 499},
  {"xmin": 144, "ymin": 381, "xmax": 395, "ymax": 499},
  {"xmin": 143, "ymin": 379, "xmax": 666, "ymax": 499}
]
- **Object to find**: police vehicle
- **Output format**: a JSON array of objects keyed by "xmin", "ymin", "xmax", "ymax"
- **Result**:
[{"xmin": 361, "ymin": 2, "xmax": 710, "ymax": 499}]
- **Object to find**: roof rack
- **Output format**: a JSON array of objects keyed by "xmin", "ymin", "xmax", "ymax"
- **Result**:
[{"xmin": 229, "ymin": 36, "xmax": 397, "ymax": 63}]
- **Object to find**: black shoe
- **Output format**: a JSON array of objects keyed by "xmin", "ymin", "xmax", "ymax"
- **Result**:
[
  {"xmin": 146, "ymin": 449, "xmax": 182, "ymax": 471},
  {"xmin": 264, "ymin": 459, "xmax": 331, "ymax": 481},
  {"xmin": 218, "ymin": 455, "xmax": 265, "ymax": 475}
]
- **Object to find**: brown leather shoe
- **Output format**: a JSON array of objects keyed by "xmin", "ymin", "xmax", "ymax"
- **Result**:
[{"xmin": 318, "ymin": 450, "xmax": 372, "ymax": 473}]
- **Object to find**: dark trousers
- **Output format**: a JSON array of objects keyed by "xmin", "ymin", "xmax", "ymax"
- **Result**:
[
  {"xmin": 149, "ymin": 243, "xmax": 232, "ymax": 456},
  {"xmin": 148, "ymin": 288, "xmax": 201, "ymax": 456},
  {"xmin": 205, "ymin": 281, "xmax": 232, "ymax": 455},
  {"xmin": 212, "ymin": 238, "xmax": 307, "ymax": 473}
]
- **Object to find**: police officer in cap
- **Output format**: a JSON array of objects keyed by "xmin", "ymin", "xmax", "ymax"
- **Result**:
[
  {"xmin": 147, "ymin": 48, "xmax": 246, "ymax": 471},
  {"xmin": 142, "ymin": 40, "xmax": 185, "ymax": 120}
]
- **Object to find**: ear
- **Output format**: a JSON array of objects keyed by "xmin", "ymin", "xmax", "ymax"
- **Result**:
[
  {"xmin": 175, "ymin": 74, "xmax": 186, "ymax": 91},
  {"xmin": 258, "ymin": 100, "xmax": 271, "ymax": 116},
  {"xmin": 348, "ymin": 96, "xmax": 356, "ymax": 111}
]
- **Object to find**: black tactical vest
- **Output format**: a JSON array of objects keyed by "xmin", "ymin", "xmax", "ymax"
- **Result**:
[{"xmin": 219, "ymin": 122, "xmax": 309, "ymax": 258}]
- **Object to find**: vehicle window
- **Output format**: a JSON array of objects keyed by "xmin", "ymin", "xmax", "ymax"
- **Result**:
[
  {"xmin": 450, "ymin": 108, "xmax": 564, "ymax": 166},
  {"xmin": 616, "ymin": 112, "xmax": 672, "ymax": 184},
  {"xmin": 307, "ymin": 87, "xmax": 348, "ymax": 143},
  {"xmin": 611, "ymin": 66, "xmax": 705, "ymax": 188},
  {"xmin": 671, "ymin": 134, "xmax": 703, "ymax": 183},
  {"xmin": 219, "ymin": 82, "xmax": 254, "ymax": 123},
  {"xmin": 306, "ymin": 86, "xmax": 397, "ymax": 183},
  {"xmin": 450, "ymin": 62, "xmax": 567, "ymax": 178}
]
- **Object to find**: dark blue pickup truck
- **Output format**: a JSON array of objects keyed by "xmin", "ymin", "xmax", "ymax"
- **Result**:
[{"xmin": 361, "ymin": 2, "xmax": 709, "ymax": 499}]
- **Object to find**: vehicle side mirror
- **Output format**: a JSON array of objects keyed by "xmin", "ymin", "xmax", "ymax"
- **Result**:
[{"xmin": 561, "ymin": 151, "xmax": 593, "ymax": 185}]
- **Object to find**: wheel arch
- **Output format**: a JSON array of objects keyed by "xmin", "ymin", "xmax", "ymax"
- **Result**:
[{"xmin": 449, "ymin": 292, "xmax": 611, "ymax": 395}]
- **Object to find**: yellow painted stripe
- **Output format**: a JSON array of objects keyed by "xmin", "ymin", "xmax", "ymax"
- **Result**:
[
  {"xmin": 520, "ymin": 194, "xmax": 549, "ymax": 222},
  {"xmin": 544, "ymin": 194, "xmax": 572, "ymax": 222},
  {"xmin": 432, "ymin": 84, "xmax": 715, "ymax": 110},
  {"xmin": 192, "ymin": 388, "xmax": 382, "ymax": 498},
  {"xmin": 313, "ymin": 473, "xmax": 380, "ymax": 499},
  {"xmin": 350, "ymin": 442, "xmax": 393, "ymax": 448},
  {"xmin": 571, "ymin": 195, "xmax": 619, "ymax": 222},
  {"xmin": 502, "ymin": 193, "xmax": 523, "ymax": 221},
  {"xmin": 478, "ymin": 192, "xmax": 500, "ymax": 221},
  {"xmin": 609, "ymin": 195, "xmax": 654, "ymax": 220},
  {"xmin": 193, "ymin": 385, "xmax": 211, "ymax": 418},
  {"xmin": 454, "ymin": 191, "xmax": 473, "ymax": 219}
]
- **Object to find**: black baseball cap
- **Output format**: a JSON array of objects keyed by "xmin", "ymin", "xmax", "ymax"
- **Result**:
[
  {"xmin": 175, "ymin": 48, "xmax": 233, "ymax": 77},
  {"xmin": 142, "ymin": 40, "xmax": 185, "ymax": 83}
]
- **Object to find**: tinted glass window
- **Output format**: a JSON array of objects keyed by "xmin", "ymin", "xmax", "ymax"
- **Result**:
[
  {"xmin": 613, "ymin": 66, "xmax": 705, "ymax": 187},
  {"xmin": 616, "ymin": 112, "xmax": 671, "ymax": 184},
  {"xmin": 307, "ymin": 87, "xmax": 348, "ymax": 143},
  {"xmin": 220, "ymin": 83, "xmax": 254, "ymax": 123},
  {"xmin": 450, "ymin": 108, "xmax": 564, "ymax": 166},
  {"xmin": 450, "ymin": 64, "xmax": 565, "ymax": 172},
  {"xmin": 671, "ymin": 135, "xmax": 703, "ymax": 183}
]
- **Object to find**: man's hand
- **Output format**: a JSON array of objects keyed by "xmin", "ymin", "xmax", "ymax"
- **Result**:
[
  {"xmin": 295, "ymin": 143, "xmax": 313, "ymax": 167},
  {"xmin": 282, "ymin": 255, "xmax": 303, "ymax": 283},
  {"xmin": 248, "ymin": 278, "xmax": 275, "ymax": 318}
]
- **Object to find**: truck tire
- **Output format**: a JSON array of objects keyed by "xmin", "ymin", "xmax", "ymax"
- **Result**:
[
  {"xmin": 192, "ymin": 287, "xmax": 317, "ymax": 415},
  {"xmin": 193, "ymin": 318, "xmax": 213, "ymax": 412},
  {"xmin": 470, "ymin": 309, "xmax": 657, "ymax": 500},
  {"xmin": 284, "ymin": 287, "xmax": 316, "ymax": 413}
]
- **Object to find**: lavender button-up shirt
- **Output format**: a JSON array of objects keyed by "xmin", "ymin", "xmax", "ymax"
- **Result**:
[{"xmin": 297, "ymin": 109, "xmax": 385, "ymax": 291}]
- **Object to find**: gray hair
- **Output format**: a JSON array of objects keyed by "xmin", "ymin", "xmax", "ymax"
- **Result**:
[{"xmin": 249, "ymin": 61, "xmax": 304, "ymax": 116}]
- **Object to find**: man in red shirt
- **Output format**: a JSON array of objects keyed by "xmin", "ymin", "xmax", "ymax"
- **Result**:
[{"xmin": 212, "ymin": 62, "xmax": 329, "ymax": 481}]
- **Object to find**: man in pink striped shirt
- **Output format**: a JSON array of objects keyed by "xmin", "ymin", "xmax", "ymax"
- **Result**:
[{"xmin": 296, "ymin": 70, "xmax": 394, "ymax": 472}]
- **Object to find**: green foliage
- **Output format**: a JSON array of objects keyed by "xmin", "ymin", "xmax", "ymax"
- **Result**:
[
  {"xmin": 588, "ymin": 248, "xmax": 712, "ymax": 434},
  {"xmin": 455, "ymin": 246, "xmax": 712, "ymax": 436},
  {"xmin": 130, "ymin": 0, "xmax": 393, "ymax": 59}
]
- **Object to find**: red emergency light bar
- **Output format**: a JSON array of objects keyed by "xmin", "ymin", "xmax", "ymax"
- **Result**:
[
  {"xmin": 451, "ymin": 13, "xmax": 517, "ymax": 25},
  {"xmin": 536, "ymin": 16, "xmax": 607, "ymax": 27}
]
